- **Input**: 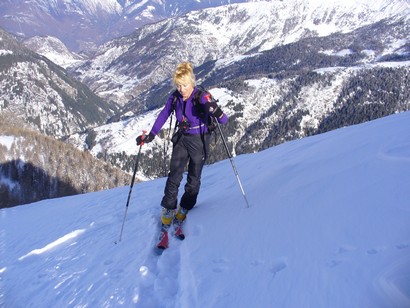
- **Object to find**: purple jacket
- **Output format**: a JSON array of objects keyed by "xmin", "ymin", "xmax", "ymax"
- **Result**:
[{"xmin": 150, "ymin": 87, "xmax": 228, "ymax": 136}]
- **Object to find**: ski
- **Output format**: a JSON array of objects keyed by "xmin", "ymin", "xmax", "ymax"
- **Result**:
[
  {"xmin": 154, "ymin": 224, "xmax": 185, "ymax": 254},
  {"xmin": 174, "ymin": 225, "xmax": 185, "ymax": 240},
  {"xmin": 154, "ymin": 229, "xmax": 169, "ymax": 254}
]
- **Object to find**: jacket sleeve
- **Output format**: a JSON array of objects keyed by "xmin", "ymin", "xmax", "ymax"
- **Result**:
[
  {"xmin": 150, "ymin": 95, "xmax": 174, "ymax": 136},
  {"xmin": 216, "ymin": 110, "xmax": 228, "ymax": 125}
]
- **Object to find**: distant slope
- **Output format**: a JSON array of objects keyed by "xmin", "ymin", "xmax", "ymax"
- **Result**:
[
  {"xmin": 0, "ymin": 0, "xmax": 249, "ymax": 53},
  {"xmin": 0, "ymin": 28, "xmax": 118, "ymax": 138},
  {"xmin": 71, "ymin": 0, "xmax": 410, "ymax": 106},
  {"xmin": 23, "ymin": 36, "xmax": 85, "ymax": 69},
  {"xmin": 0, "ymin": 117, "xmax": 129, "ymax": 208}
]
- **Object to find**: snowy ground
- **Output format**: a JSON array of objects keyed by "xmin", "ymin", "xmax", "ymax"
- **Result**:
[{"xmin": 1, "ymin": 111, "xmax": 410, "ymax": 307}]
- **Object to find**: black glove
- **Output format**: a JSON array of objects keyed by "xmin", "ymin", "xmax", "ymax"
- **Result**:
[
  {"xmin": 136, "ymin": 132, "xmax": 155, "ymax": 145},
  {"xmin": 205, "ymin": 100, "xmax": 223, "ymax": 118}
]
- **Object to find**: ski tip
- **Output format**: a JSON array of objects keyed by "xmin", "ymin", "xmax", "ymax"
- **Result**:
[
  {"xmin": 174, "ymin": 226, "xmax": 185, "ymax": 240},
  {"xmin": 176, "ymin": 234, "xmax": 185, "ymax": 240},
  {"xmin": 154, "ymin": 246, "xmax": 166, "ymax": 255}
]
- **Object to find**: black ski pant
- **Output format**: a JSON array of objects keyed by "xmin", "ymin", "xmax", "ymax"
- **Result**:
[{"xmin": 161, "ymin": 133, "xmax": 210, "ymax": 211}]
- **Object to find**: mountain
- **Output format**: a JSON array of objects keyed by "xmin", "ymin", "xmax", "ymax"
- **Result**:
[
  {"xmin": 69, "ymin": 0, "xmax": 410, "ymax": 106},
  {"xmin": 66, "ymin": 0, "xmax": 410, "ymax": 177},
  {"xmin": 0, "ymin": 29, "xmax": 129, "ymax": 207},
  {"xmin": 0, "ymin": 28, "xmax": 118, "ymax": 138},
  {"xmin": 1, "ymin": 111, "xmax": 410, "ymax": 307},
  {"xmin": 1, "ymin": 0, "xmax": 410, "ymax": 197},
  {"xmin": 0, "ymin": 0, "xmax": 249, "ymax": 54}
]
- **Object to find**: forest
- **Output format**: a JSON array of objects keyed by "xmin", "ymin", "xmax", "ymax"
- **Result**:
[{"xmin": 0, "ymin": 116, "xmax": 129, "ymax": 208}]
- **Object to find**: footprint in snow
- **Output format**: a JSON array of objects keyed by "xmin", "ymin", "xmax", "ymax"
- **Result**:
[
  {"xmin": 212, "ymin": 258, "xmax": 231, "ymax": 273},
  {"xmin": 328, "ymin": 259, "xmax": 343, "ymax": 268},
  {"xmin": 367, "ymin": 246, "xmax": 387, "ymax": 255},
  {"xmin": 396, "ymin": 242, "xmax": 410, "ymax": 250},
  {"xmin": 334, "ymin": 245, "xmax": 356, "ymax": 255},
  {"xmin": 327, "ymin": 245, "xmax": 357, "ymax": 268},
  {"xmin": 249, "ymin": 258, "xmax": 287, "ymax": 277},
  {"xmin": 103, "ymin": 259, "xmax": 113, "ymax": 266},
  {"xmin": 269, "ymin": 260, "xmax": 287, "ymax": 278}
]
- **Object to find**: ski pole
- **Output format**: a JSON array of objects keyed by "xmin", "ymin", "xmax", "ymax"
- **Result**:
[
  {"xmin": 115, "ymin": 130, "xmax": 146, "ymax": 244},
  {"xmin": 215, "ymin": 120, "xmax": 250, "ymax": 208}
]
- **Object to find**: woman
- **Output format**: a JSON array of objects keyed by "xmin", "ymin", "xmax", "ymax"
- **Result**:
[{"xmin": 136, "ymin": 62, "xmax": 228, "ymax": 249}]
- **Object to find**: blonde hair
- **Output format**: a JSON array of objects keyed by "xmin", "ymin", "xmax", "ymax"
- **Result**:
[{"xmin": 172, "ymin": 62, "xmax": 196, "ymax": 87}]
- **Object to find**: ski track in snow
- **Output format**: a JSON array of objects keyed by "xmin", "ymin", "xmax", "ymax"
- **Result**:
[{"xmin": 134, "ymin": 222, "xmax": 184, "ymax": 308}]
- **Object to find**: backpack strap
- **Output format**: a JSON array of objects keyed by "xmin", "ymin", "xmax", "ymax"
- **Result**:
[
  {"xmin": 193, "ymin": 85, "xmax": 212, "ymax": 118},
  {"xmin": 172, "ymin": 85, "xmax": 217, "ymax": 132},
  {"xmin": 163, "ymin": 91, "xmax": 179, "ymax": 175},
  {"xmin": 171, "ymin": 89, "xmax": 179, "ymax": 115}
]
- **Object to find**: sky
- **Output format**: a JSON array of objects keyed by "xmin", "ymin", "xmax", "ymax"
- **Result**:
[{"xmin": 1, "ymin": 110, "xmax": 410, "ymax": 307}]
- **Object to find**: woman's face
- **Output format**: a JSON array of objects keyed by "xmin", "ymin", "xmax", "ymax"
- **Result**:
[{"xmin": 177, "ymin": 79, "xmax": 194, "ymax": 101}]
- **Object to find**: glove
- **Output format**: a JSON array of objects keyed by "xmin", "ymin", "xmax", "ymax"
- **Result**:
[
  {"xmin": 205, "ymin": 100, "xmax": 223, "ymax": 118},
  {"xmin": 136, "ymin": 132, "xmax": 155, "ymax": 145}
]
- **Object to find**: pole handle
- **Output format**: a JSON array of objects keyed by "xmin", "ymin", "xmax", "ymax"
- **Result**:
[{"xmin": 139, "ymin": 129, "xmax": 147, "ymax": 146}]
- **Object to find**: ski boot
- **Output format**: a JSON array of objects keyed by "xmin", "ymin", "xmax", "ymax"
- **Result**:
[
  {"xmin": 173, "ymin": 206, "xmax": 188, "ymax": 240},
  {"xmin": 156, "ymin": 208, "xmax": 174, "ymax": 250}
]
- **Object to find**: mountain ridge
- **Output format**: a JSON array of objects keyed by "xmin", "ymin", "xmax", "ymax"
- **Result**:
[{"xmin": 0, "ymin": 0, "xmax": 250, "ymax": 53}]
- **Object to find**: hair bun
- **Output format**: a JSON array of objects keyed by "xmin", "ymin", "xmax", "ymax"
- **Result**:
[
  {"xmin": 173, "ymin": 62, "xmax": 196, "ymax": 87},
  {"xmin": 176, "ymin": 62, "xmax": 193, "ymax": 74}
]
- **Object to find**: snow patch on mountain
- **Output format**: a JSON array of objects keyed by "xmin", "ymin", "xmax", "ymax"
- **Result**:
[
  {"xmin": 24, "ymin": 36, "xmax": 84, "ymax": 68},
  {"xmin": 0, "ymin": 136, "xmax": 19, "ymax": 151},
  {"xmin": 0, "ymin": 50, "xmax": 12, "ymax": 56}
]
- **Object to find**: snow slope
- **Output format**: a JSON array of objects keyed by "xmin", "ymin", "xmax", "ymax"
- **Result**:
[{"xmin": 1, "ymin": 111, "xmax": 410, "ymax": 307}]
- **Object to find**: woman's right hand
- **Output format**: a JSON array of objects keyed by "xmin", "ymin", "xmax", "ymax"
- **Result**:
[{"xmin": 136, "ymin": 132, "xmax": 155, "ymax": 145}]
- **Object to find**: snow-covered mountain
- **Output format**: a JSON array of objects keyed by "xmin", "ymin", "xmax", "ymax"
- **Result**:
[
  {"xmin": 0, "ymin": 28, "xmax": 117, "ymax": 138},
  {"xmin": 70, "ymin": 0, "xmax": 410, "ymax": 106},
  {"xmin": 23, "ymin": 36, "xmax": 85, "ymax": 69},
  {"xmin": 0, "ymin": 0, "xmax": 249, "ymax": 54},
  {"xmin": 2, "ymin": 111, "xmax": 410, "ymax": 307},
  {"xmin": 66, "ymin": 0, "xmax": 410, "ymax": 177}
]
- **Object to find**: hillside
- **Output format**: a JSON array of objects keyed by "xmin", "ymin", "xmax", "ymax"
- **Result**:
[
  {"xmin": 23, "ymin": 36, "xmax": 85, "ymax": 69},
  {"xmin": 0, "ymin": 28, "xmax": 117, "ymax": 138},
  {"xmin": 0, "ymin": 117, "xmax": 130, "ymax": 208},
  {"xmin": 1, "ymin": 111, "xmax": 409, "ymax": 307}
]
